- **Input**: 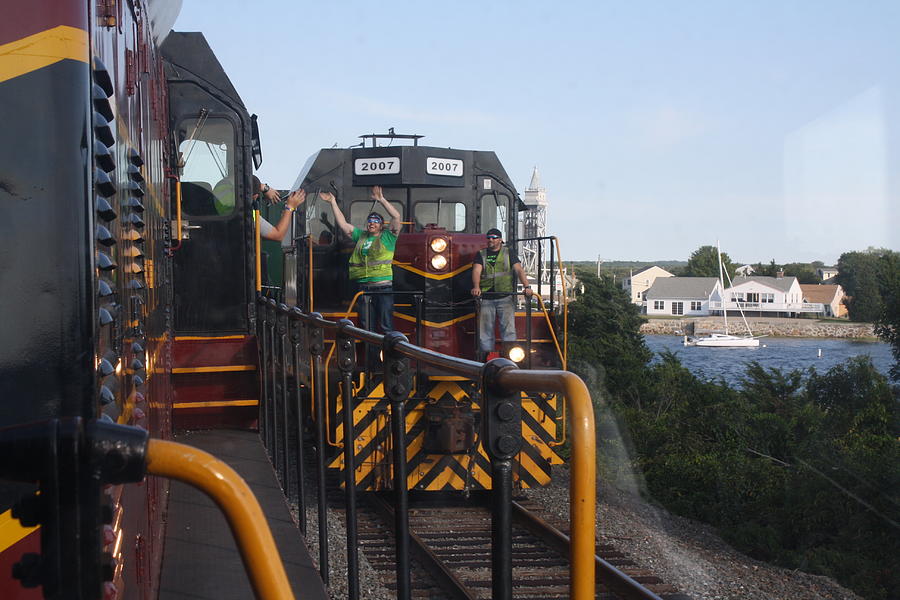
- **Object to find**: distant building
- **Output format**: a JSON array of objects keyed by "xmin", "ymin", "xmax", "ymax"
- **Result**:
[
  {"xmin": 735, "ymin": 264, "xmax": 755, "ymax": 276},
  {"xmin": 645, "ymin": 277, "xmax": 723, "ymax": 316},
  {"xmin": 817, "ymin": 266, "xmax": 839, "ymax": 282},
  {"xmin": 800, "ymin": 284, "xmax": 847, "ymax": 318},
  {"xmin": 622, "ymin": 266, "xmax": 675, "ymax": 306},
  {"xmin": 715, "ymin": 275, "xmax": 825, "ymax": 317}
]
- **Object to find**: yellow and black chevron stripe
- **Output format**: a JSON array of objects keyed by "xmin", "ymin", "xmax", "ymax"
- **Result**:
[{"xmin": 328, "ymin": 377, "xmax": 563, "ymax": 492}]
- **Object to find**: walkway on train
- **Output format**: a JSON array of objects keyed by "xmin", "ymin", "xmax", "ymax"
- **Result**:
[{"xmin": 159, "ymin": 429, "xmax": 327, "ymax": 600}]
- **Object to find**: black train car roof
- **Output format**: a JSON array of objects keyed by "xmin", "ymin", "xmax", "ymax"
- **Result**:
[
  {"xmin": 160, "ymin": 32, "xmax": 245, "ymax": 109},
  {"xmin": 292, "ymin": 145, "xmax": 525, "ymax": 210}
]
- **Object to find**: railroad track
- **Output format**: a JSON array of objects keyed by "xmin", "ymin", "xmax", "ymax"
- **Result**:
[{"xmin": 355, "ymin": 493, "xmax": 690, "ymax": 600}]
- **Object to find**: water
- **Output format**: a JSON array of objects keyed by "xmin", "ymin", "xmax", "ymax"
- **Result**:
[{"xmin": 644, "ymin": 335, "xmax": 895, "ymax": 387}]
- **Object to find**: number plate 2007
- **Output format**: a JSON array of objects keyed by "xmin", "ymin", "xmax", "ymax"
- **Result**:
[
  {"xmin": 354, "ymin": 158, "xmax": 400, "ymax": 175},
  {"xmin": 426, "ymin": 157, "xmax": 463, "ymax": 177}
]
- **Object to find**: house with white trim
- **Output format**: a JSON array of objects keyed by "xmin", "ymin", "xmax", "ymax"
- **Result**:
[
  {"xmin": 645, "ymin": 277, "xmax": 723, "ymax": 316},
  {"xmin": 713, "ymin": 276, "xmax": 825, "ymax": 317},
  {"xmin": 622, "ymin": 266, "xmax": 674, "ymax": 305}
]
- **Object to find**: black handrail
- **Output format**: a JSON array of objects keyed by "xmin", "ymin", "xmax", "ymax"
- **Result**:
[{"xmin": 255, "ymin": 292, "xmax": 600, "ymax": 600}]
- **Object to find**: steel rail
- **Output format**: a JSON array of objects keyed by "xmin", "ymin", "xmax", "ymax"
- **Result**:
[
  {"xmin": 511, "ymin": 501, "xmax": 665, "ymax": 600},
  {"xmin": 145, "ymin": 439, "xmax": 294, "ymax": 600},
  {"xmin": 368, "ymin": 494, "xmax": 476, "ymax": 600}
]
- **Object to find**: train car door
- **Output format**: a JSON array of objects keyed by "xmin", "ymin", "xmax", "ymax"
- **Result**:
[
  {"xmin": 170, "ymin": 110, "xmax": 250, "ymax": 333},
  {"xmin": 163, "ymin": 32, "xmax": 255, "ymax": 335}
]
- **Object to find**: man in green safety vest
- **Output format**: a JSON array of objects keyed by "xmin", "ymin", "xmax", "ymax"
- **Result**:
[
  {"xmin": 323, "ymin": 186, "xmax": 402, "ymax": 332},
  {"xmin": 470, "ymin": 228, "xmax": 533, "ymax": 359}
]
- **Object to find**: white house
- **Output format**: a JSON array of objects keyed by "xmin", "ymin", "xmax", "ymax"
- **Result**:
[
  {"xmin": 735, "ymin": 264, "xmax": 755, "ymax": 277},
  {"xmin": 714, "ymin": 276, "xmax": 825, "ymax": 317},
  {"xmin": 817, "ymin": 266, "xmax": 839, "ymax": 282},
  {"xmin": 645, "ymin": 277, "xmax": 723, "ymax": 316},
  {"xmin": 622, "ymin": 266, "xmax": 674, "ymax": 305}
]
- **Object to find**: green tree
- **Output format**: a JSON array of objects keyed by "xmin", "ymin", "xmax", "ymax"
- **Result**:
[
  {"xmin": 781, "ymin": 262, "xmax": 820, "ymax": 284},
  {"xmin": 873, "ymin": 251, "xmax": 900, "ymax": 380},
  {"xmin": 836, "ymin": 248, "xmax": 900, "ymax": 322},
  {"xmin": 684, "ymin": 245, "xmax": 735, "ymax": 280},
  {"xmin": 567, "ymin": 272, "xmax": 651, "ymax": 402}
]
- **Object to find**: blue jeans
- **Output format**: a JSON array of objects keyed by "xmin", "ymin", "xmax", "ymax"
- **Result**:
[
  {"xmin": 359, "ymin": 284, "xmax": 394, "ymax": 333},
  {"xmin": 478, "ymin": 295, "xmax": 517, "ymax": 353}
]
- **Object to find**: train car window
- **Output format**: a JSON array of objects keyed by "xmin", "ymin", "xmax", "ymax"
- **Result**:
[
  {"xmin": 349, "ymin": 201, "xmax": 405, "ymax": 232},
  {"xmin": 414, "ymin": 202, "xmax": 466, "ymax": 231},
  {"xmin": 480, "ymin": 193, "xmax": 509, "ymax": 234},
  {"xmin": 177, "ymin": 117, "xmax": 236, "ymax": 217},
  {"xmin": 300, "ymin": 194, "xmax": 337, "ymax": 245}
]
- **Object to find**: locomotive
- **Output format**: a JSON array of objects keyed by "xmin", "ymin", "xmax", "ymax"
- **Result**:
[
  {"xmin": 265, "ymin": 137, "xmax": 567, "ymax": 491},
  {"xmin": 0, "ymin": 0, "xmax": 569, "ymax": 598}
]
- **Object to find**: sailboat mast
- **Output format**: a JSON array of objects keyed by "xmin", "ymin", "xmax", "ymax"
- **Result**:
[{"xmin": 717, "ymin": 240, "xmax": 728, "ymax": 333}]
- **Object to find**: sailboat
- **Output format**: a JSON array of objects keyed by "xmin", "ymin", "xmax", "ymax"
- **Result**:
[{"xmin": 684, "ymin": 242, "xmax": 760, "ymax": 348}]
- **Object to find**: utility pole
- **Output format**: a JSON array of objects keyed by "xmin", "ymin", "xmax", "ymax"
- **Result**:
[{"xmin": 597, "ymin": 255, "xmax": 602, "ymax": 278}]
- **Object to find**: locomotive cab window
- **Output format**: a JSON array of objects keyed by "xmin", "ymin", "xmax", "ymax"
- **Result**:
[
  {"xmin": 349, "ymin": 200, "xmax": 405, "ymax": 234},
  {"xmin": 414, "ymin": 201, "xmax": 466, "ymax": 231},
  {"xmin": 177, "ymin": 117, "xmax": 237, "ymax": 217},
  {"xmin": 480, "ymin": 193, "xmax": 509, "ymax": 234}
]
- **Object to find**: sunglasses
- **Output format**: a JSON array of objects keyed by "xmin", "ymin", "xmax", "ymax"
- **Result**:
[
  {"xmin": 486, "ymin": 235, "xmax": 501, "ymax": 240},
  {"xmin": 367, "ymin": 218, "xmax": 383, "ymax": 224}
]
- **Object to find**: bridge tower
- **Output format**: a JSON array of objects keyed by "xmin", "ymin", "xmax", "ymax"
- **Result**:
[{"xmin": 519, "ymin": 166, "xmax": 547, "ymax": 277}]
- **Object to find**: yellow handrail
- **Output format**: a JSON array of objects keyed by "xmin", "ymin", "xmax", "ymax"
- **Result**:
[
  {"xmin": 145, "ymin": 439, "xmax": 294, "ymax": 600},
  {"xmin": 176, "ymin": 179, "xmax": 183, "ymax": 242},
  {"xmin": 322, "ymin": 291, "xmax": 365, "ymax": 448},
  {"xmin": 497, "ymin": 369, "xmax": 595, "ymax": 600},
  {"xmin": 255, "ymin": 210, "xmax": 262, "ymax": 292},
  {"xmin": 532, "ymin": 293, "xmax": 565, "ymax": 370},
  {"xmin": 553, "ymin": 237, "xmax": 569, "ymax": 367}
]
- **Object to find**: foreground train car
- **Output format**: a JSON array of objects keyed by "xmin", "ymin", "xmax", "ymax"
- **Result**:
[
  {"xmin": 0, "ymin": 1, "xmax": 263, "ymax": 597},
  {"xmin": 0, "ymin": 1, "xmax": 181, "ymax": 597},
  {"xmin": 0, "ymin": 1, "xmax": 570, "ymax": 598}
]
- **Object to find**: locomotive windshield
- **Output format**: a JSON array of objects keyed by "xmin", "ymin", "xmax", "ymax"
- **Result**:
[
  {"xmin": 480, "ymin": 193, "xmax": 510, "ymax": 234},
  {"xmin": 413, "ymin": 201, "xmax": 466, "ymax": 231},
  {"xmin": 178, "ymin": 116, "xmax": 237, "ymax": 216}
]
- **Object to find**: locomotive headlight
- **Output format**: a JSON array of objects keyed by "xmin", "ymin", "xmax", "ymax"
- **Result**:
[
  {"xmin": 508, "ymin": 345, "xmax": 526, "ymax": 363},
  {"xmin": 430, "ymin": 237, "xmax": 448, "ymax": 253},
  {"xmin": 430, "ymin": 254, "xmax": 448, "ymax": 270}
]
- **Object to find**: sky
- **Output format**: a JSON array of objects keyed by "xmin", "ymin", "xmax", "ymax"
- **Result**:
[{"xmin": 173, "ymin": 1, "xmax": 900, "ymax": 265}]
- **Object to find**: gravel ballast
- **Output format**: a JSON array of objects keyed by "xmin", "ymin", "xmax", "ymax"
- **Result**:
[{"xmin": 293, "ymin": 467, "xmax": 861, "ymax": 599}]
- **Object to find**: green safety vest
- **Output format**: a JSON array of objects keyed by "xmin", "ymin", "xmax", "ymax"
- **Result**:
[
  {"xmin": 479, "ymin": 246, "xmax": 514, "ymax": 293},
  {"xmin": 348, "ymin": 233, "xmax": 394, "ymax": 282}
]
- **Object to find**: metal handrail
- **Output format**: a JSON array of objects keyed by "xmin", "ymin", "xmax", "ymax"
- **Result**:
[
  {"xmin": 262, "ymin": 300, "xmax": 596, "ymax": 600},
  {"xmin": 552, "ymin": 236, "xmax": 569, "ymax": 366},
  {"xmin": 146, "ymin": 439, "xmax": 295, "ymax": 600}
]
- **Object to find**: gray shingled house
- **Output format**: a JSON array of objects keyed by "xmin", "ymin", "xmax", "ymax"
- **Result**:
[{"xmin": 645, "ymin": 277, "xmax": 723, "ymax": 316}]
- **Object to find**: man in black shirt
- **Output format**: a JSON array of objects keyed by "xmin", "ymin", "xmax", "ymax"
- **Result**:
[{"xmin": 471, "ymin": 228, "xmax": 533, "ymax": 359}]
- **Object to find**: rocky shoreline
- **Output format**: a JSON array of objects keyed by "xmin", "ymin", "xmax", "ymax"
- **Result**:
[{"xmin": 640, "ymin": 316, "xmax": 876, "ymax": 339}]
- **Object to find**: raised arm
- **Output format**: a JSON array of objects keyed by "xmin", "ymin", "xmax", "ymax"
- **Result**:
[
  {"xmin": 261, "ymin": 189, "xmax": 305, "ymax": 242},
  {"xmin": 372, "ymin": 186, "xmax": 401, "ymax": 234},
  {"xmin": 321, "ymin": 192, "xmax": 354, "ymax": 237}
]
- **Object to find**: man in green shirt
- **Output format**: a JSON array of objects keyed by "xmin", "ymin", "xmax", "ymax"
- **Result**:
[
  {"xmin": 471, "ymin": 228, "xmax": 533, "ymax": 358},
  {"xmin": 323, "ymin": 186, "xmax": 401, "ymax": 332}
]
